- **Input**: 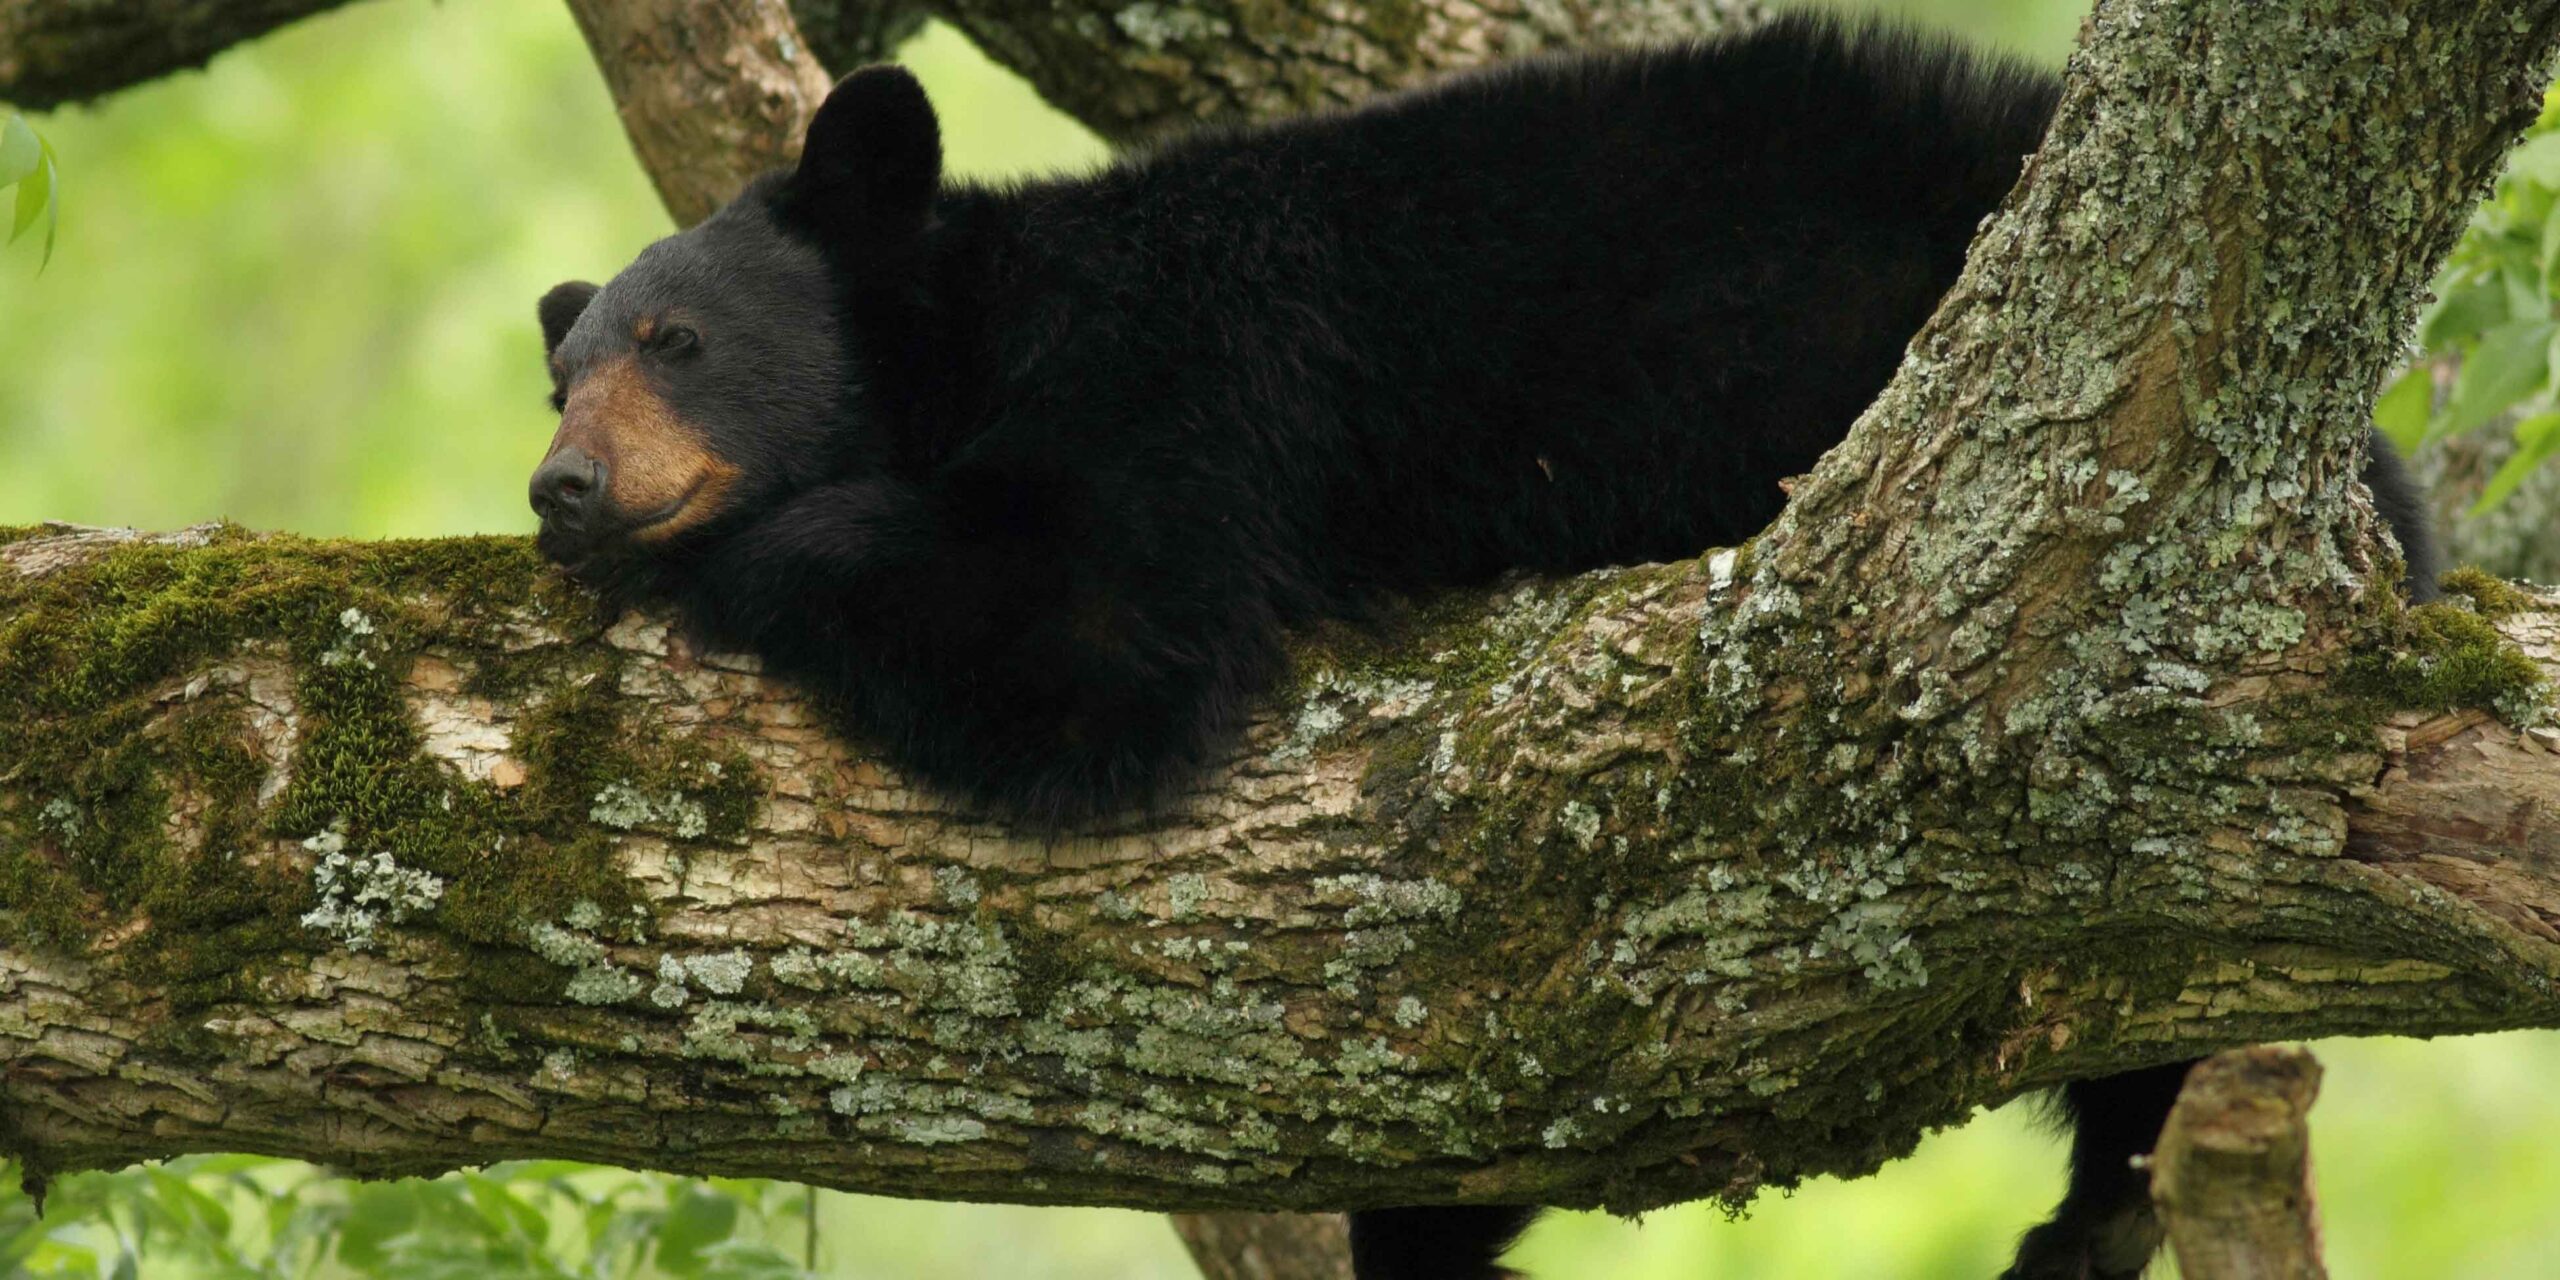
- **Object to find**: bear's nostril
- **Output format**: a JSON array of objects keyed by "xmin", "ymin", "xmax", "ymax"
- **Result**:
[{"xmin": 530, "ymin": 446, "xmax": 606, "ymax": 522}]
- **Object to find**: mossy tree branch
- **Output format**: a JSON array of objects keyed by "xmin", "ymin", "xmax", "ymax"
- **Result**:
[
  {"xmin": 5, "ymin": 0, "xmax": 2560, "ymax": 1241},
  {"xmin": 2, "ymin": 525, "xmax": 2560, "ymax": 1215}
]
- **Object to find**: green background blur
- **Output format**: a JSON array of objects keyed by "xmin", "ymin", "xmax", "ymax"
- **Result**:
[{"xmin": 3, "ymin": 0, "xmax": 2557, "ymax": 1275}]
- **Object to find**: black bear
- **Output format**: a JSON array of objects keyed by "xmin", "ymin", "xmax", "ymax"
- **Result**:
[{"xmin": 528, "ymin": 16, "xmax": 2442, "ymax": 1280}]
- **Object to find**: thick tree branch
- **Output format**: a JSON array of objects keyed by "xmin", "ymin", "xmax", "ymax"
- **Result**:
[
  {"xmin": 2151, "ymin": 1047, "xmax": 2327, "ymax": 1280},
  {"xmin": 4, "ymin": 515, "xmax": 2560, "ymax": 1213},
  {"xmin": 5, "ymin": 0, "xmax": 2560, "ymax": 1240}
]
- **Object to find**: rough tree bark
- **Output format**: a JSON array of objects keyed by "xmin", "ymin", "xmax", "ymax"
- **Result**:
[
  {"xmin": 558, "ymin": 0, "xmax": 1771, "ymax": 223},
  {"xmin": 920, "ymin": 0, "xmax": 1764, "ymax": 142},
  {"xmin": 0, "ymin": 0, "xmax": 1765, "ymax": 138},
  {"xmin": 2151, "ymin": 1048, "xmax": 2328, "ymax": 1280},
  {"xmin": 556, "ymin": 0, "xmax": 838, "ymax": 227},
  {"xmin": 1169, "ymin": 1209, "xmax": 1353, "ymax": 1280},
  {"xmin": 0, "ymin": 0, "xmax": 351, "ymax": 109},
  {"xmin": 3, "ymin": 511, "xmax": 2555, "ymax": 1210},
  {"xmin": 4, "ymin": 0, "xmax": 2560, "ymax": 1258}
]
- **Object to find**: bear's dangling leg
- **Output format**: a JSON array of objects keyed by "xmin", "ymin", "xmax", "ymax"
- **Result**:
[
  {"xmin": 2002, "ymin": 1060, "xmax": 2200, "ymax": 1280},
  {"xmin": 1348, "ymin": 1205, "xmax": 1541, "ymax": 1280}
]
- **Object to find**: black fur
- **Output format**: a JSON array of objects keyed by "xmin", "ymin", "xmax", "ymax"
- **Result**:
[
  {"xmin": 1349, "ymin": 1205, "xmax": 1540, "ymax": 1280},
  {"xmin": 530, "ymin": 16, "xmax": 2444, "ymax": 1279},
  {"xmin": 536, "ymin": 15, "xmax": 2067, "ymax": 823}
]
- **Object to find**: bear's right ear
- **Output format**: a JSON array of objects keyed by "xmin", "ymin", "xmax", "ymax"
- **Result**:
[
  {"xmin": 788, "ymin": 66, "xmax": 943, "ymax": 237},
  {"xmin": 539, "ymin": 281, "xmax": 599, "ymax": 355}
]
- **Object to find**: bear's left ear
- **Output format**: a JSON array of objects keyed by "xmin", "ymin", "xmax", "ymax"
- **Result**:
[
  {"xmin": 789, "ymin": 65, "xmax": 943, "ymax": 237},
  {"xmin": 539, "ymin": 280, "xmax": 599, "ymax": 355}
]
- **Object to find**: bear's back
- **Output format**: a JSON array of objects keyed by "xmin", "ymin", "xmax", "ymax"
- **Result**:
[{"xmin": 936, "ymin": 17, "xmax": 2060, "ymax": 601}]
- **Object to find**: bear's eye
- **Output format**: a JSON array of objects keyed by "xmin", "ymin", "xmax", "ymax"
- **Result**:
[
  {"xmin": 547, "ymin": 385, "xmax": 567, "ymax": 414},
  {"xmin": 648, "ymin": 325, "xmax": 700, "ymax": 358}
]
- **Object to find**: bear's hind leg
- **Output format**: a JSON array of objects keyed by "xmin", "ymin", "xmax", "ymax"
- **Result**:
[
  {"xmin": 2002, "ymin": 1060, "xmax": 2199, "ymax": 1280},
  {"xmin": 1347, "ymin": 1206, "xmax": 1540, "ymax": 1280}
]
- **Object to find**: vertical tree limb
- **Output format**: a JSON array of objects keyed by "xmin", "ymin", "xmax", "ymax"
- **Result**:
[
  {"xmin": 557, "ymin": 0, "xmax": 835, "ymax": 227},
  {"xmin": 1170, "ymin": 1210, "xmax": 1355, "ymax": 1280},
  {"xmin": 2151, "ymin": 1048, "xmax": 2328, "ymax": 1280}
]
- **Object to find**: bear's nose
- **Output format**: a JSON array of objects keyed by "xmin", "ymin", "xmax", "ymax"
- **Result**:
[{"xmin": 530, "ymin": 446, "xmax": 607, "ymax": 524}]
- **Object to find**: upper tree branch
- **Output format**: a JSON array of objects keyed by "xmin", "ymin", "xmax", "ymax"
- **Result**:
[
  {"xmin": 1, "ymin": 0, "xmax": 1764, "ymax": 141},
  {"xmin": 0, "ymin": 0, "xmax": 349, "ymax": 110}
]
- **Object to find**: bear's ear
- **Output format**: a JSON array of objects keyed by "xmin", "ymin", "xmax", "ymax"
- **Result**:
[
  {"xmin": 789, "ymin": 65, "xmax": 943, "ymax": 236},
  {"xmin": 539, "ymin": 281, "xmax": 600, "ymax": 355}
]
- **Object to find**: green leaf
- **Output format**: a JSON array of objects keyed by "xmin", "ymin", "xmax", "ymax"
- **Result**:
[
  {"xmin": 2374, "ymin": 366, "xmax": 2434, "ymax": 452},
  {"xmin": 2504, "ymin": 262, "xmax": 2546, "ymax": 320},
  {"xmin": 334, "ymin": 1183, "xmax": 422, "ymax": 1270},
  {"xmin": 655, "ymin": 1186, "xmax": 741, "ymax": 1277},
  {"xmin": 2419, "ymin": 278, "xmax": 2510, "ymax": 350},
  {"xmin": 143, "ymin": 1168, "xmax": 233, "ymax": 1241},
  {"xmin": 37, "ymin": 150, "xmax": 56, "ymax": 268},
  {"xmin": 2435, "ymin": 318, "xmax": 2556, "ymax": 440},
  {"xmin": 460, "ymin": 1173, "xmax": 548, "ymax": 1242},
  {"xmin": 11, "ymin": 155, "xmax": 47, "ymax": 243},
  {"xmin": 0, "ymin": 116, "xmax": 37, "ymax": 188},
  {"xmin": 2538, "ymin": 199, "xmax": 2560, "ymax": 291},
  {"xmin": 2471, "ymin": 411, "xmax": 2560, "ymax": 514}
]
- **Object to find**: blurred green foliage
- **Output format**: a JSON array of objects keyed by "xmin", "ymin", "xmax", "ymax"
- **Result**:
[
  {"xmin": 2, "ymin": 0, "xmax": 2557, "ymax": 1276},
  {"xmin": 0, "ymin": 3, "xmax": 1101, "ymax": 540},
  {"xmin": 1, "ymin": 112, "xmax": 60, "ymax": 266},
  {"xmin": 2375, "ymin": 92, "xmax": 2560, "ymax": 511},
  {"xmin": 0, "ymin": 1159, "xmax": 828, "ymax": 1279}
]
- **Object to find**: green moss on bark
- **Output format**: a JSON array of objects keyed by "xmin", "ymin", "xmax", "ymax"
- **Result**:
[
  {"xmin": 2339, "ymin": 600, "xmax": 2548, "ymax": 720},
  {"xmin": 0, "ymin": 531, "xmax": 740, "ymax": 1004}
]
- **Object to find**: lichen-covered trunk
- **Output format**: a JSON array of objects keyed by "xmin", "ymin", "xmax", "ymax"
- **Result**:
[
  {"xmin": 5, "ymin": 0, "xmax": 2560, "ymax": 1226},
  {"xmin": 2, "ymin": 514, "xmax": 2558, "ymax": 1214}
]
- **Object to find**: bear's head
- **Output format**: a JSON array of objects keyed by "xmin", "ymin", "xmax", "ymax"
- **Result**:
[{"xmin": 528, "ymin": 65, "xmax": 943, "ymax": 587}]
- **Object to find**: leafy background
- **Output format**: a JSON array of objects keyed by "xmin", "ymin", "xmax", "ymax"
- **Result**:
[{"xmin": 2, "ymin": 0, "xmax": 2557, "ymax": 1276}]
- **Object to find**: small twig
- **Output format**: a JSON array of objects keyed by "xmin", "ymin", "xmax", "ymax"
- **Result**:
[{"xmin": 2150, "ymin": 1047, "xmax": 2328, "ymax": 1280}]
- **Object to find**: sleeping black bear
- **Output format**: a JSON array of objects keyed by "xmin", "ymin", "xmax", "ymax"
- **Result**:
[{"xmin": 528, "ymin": 15, "xmax": 2441, "ymax": 1279}]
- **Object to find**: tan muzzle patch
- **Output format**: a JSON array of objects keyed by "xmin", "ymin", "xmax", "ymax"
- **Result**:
[{"xmin": 542, "ymin": 356, "xmax": 738, "ymax": 543}]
